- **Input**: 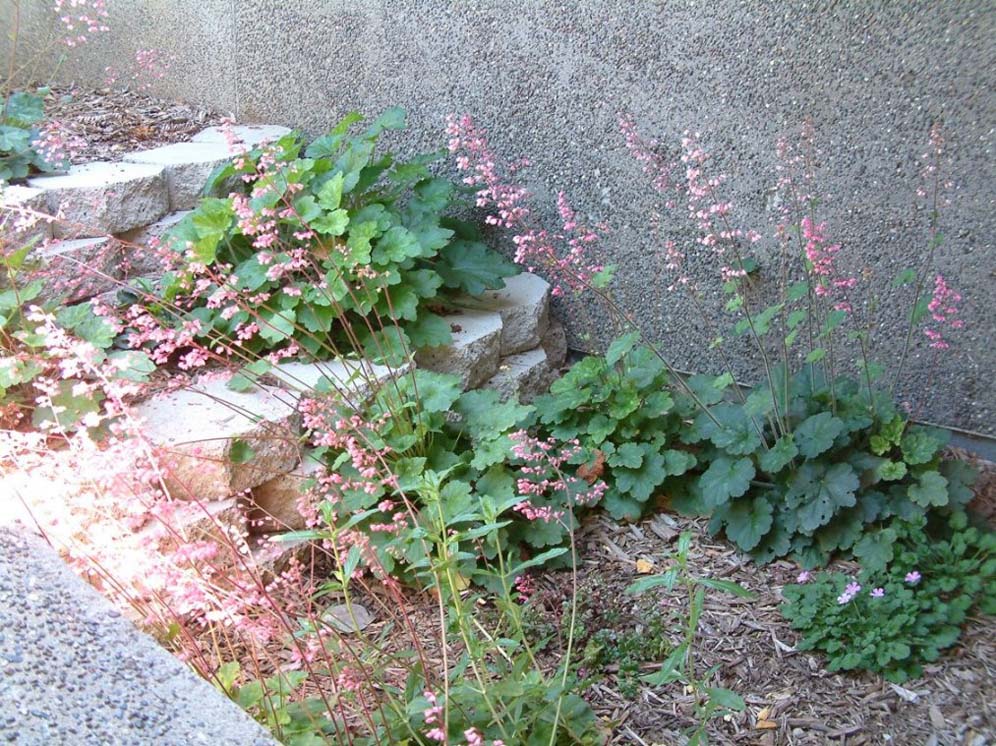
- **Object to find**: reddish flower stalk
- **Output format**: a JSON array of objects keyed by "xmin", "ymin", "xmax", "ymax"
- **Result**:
[
  {"xmin": 445, "ymin": 113, "xmax": 605, "ymax": 296},
  {"xmin": 923, "ymin": 274, "xmax": 963, "ymax": 350}
]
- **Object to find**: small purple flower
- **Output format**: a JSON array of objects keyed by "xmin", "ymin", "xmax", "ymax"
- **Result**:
[
  {"xmin": 870, "ymin": 587, "xmax": 885, "ymax": 598},
  {"xmin": 905, "ymin": 571, "xmax": 922, "ymax": 585},
  {"xmin": 844, "ymin": 582, "xmax": 862, "ymax": 596},
  {"xmin": 837, "ymin": 591, "xmax": 854, "ymax": 605},
  {"xmin": 797, "ymin": 571, "xmax": 812, "ymax": 584}
]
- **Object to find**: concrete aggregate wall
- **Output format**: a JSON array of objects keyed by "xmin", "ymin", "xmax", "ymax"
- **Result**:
[{"xmin": 4, "ymin": 1, "xmax": 994, "ymax": 434}]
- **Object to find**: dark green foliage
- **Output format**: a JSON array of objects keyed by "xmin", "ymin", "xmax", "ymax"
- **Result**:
[
  {"xmin": 530, "ymin": 341, "xmax": 695, "ymax": 521},
  {"xmin": 691, "ymin": 367, "xmax": 977, "ymax": 566},
  {"xmin": 1, "ymin": 89, "xmax": 65, "ymax": 182},
  {"xmin": 780, "ymin": 511, "xmax": 996, "ymax": 682}
]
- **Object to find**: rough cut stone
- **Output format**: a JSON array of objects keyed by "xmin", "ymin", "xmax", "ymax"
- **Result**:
[
  {"xmin": 116, "ymin": 210, "xmax": 190, "ymax": 277},
  {"xmin": 541, "ymin": 319, "xmax": 569, "ymax": 369},
  {"xmin": 137, "ymin": 497, "xmax": 246, "ymax": 554},
  {"xmin": 124, "ymin": 142, "xmax": 234, "ymax": 210},
  {"xmin": 484, "ymin": 347, "xmax": 557, "ymax": 403},
  {"xmin": 192, "ymin": 124, "xmax": 292, "ymax": 147},
  {"xmin": 0, "ymin": 184, "xmax": 52, "ymax": 249},
  {"xmin": 269, "ymin": 358, "xmax": 410, "ymax": 405},
  {"xmin": 461, "ymin": 272, "xmax": 551, "ymax": 355},
  {"xmin": 415, "ymin": 309, "xmax": 503, "ymax": 390},
  {"xmin": 37, "ymin": 236, "xmax": 122, "ymax": 303},
  {"xmin": 28, "ymin": 161, "xmax": 168, "ymax": 238},
  {"xmin": 133, "ymin": 374, "xmax": 300, "ymax": 501},
  {"xmin": 249, "ymin": 534, "xmax": 315, "ymax": 579},
  {"xmin": 323, "ymin": 603, "xmax": 375, "ymax": 633},
  {"xmin": 248, "ymin": 457, "xmax": 323, "ymax": 534}
]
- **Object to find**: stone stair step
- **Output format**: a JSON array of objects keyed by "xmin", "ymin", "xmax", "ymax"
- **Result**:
[
  {"xmin": 116, "ymin": 210, "xmax": 190, "ymax": 277},
  {"xmin": 28, "ymin": 161, "xmax": 168, "ymax": 238},
  {"xmin": 484, "ymin": 346, "xmax": 557, "ymax": 403},
  {"xmin": 0, "ymin": 184, "xmax": 52, "ymax": 249},
  {"xmin": 37, "ymin": 236, "xmax": 121, "ymax": 304},
  {"xmin": 123, "ymin": 142, "xmax": 235, "ymax": 210},
  {"xmin": 138, "ymin": 497, "xmax": 246, "ymax": 554},
  {"xmin": 460, "ymin": 272, "xmax": 551, "ymax": 355},
  {"xmin": 269, "ymin": 358, "xmax": 409, "ymax": 405},
  {"xmin": 414, "ymin": 309, "xmax": 502, "ymax": 389},
  {"xmin": 133, "ymin": 374, "xmax": 301, "ymax": 501},
  {"xmin": 541, "ymin": 319, "xmax": 568, "ymax": 370},
  {"xmin": 192, "ymin": 124, "xmax": 292, "ymax": 147},
  {"xmin": 249, "ymin": 533, "xmax": 317, "ymax": 579},
  {"xmin": 248, "ymin": 457, "xmax": 323, "ymax": 534}
]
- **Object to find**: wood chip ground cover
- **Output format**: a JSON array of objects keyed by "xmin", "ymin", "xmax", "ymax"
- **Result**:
[{"xmin": 43, "ymin": 85, "xmax": 227, "ymax": 163}]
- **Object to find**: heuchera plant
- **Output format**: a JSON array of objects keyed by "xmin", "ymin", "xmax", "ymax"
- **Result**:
[
  {"xmin": 1, "ymin": 0, "xmax": 106, "ymax": 182},
  {"xmin": 285, "ymin": 368, "xmax": 608, "ymax": 583},
  {"xmin": 447, "ymin": 111, "xmax": 978, "ymax": 569},
  {"xmin": 780, "ymin": 511, "xmax": 996, "ymax": 682},
  {"xmin": 134, "ymin": 109, "xmax": 516, "ymax": 374}
]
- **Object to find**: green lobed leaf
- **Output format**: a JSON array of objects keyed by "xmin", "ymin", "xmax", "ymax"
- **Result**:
[
  {"xmin": 720, "ymin": 496, "xmax": 774, "ymax": 552},
  {"xmin": 699, "ymin": 456, "xmax": 755, "ymax": 509},
  {"xmin": 794, "ymin": 412, "xmax": 844, "ymax": 458}
]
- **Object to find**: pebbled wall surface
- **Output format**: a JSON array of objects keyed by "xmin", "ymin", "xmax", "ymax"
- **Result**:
[{"xmin": 3, "ymin": 1, "xmax": 993, "ymax": 433}]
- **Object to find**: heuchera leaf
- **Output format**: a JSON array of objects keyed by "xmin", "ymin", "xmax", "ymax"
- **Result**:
[
  {"xmin": 605, "ymin": 331, "xmax": 641, "ymax": 367},
  {"xmin": 614, "ymin": 445, "xmax": 667, "ymax": 502},
  {"xmin": 900, "ymin": 429, "xmax": 944, "ymax": 465},
  {"xmin": 794, "ymin": 412, "xmax": 844, "ymax": 458},
  {"xmin": 435, "ymin": 240, "xmax": 517, "ymax": 295},
  {"xmin": 787, "ymin": 462, "xmax": 859, "ymax": 532},
  {"xmin": 721, "ymin": 496, "xmax": 774, "ymax": 552},
  {"xmin": 907, "ymin": 470, "xmax": 949, "ymax": 507},
  {"xmin": 758, "ymin": 435, "xmax": 798, "ymax": 474},
  {"xmin": 699, "ymin": 456, "xmax": 755, "ymax": 509}
]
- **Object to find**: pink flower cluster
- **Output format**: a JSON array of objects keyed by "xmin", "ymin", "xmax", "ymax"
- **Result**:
[
  {"xmin": 105, "ymin": 49, "xmax": 173, "ymax": 92},
  {"xmin": 33, "ymin": 120, "xmax": 86, "ymax": 169},
  {"xmin": 679, "ymin": 131, "xmax": 762, "ymax": 282},
  {"xmin": 617, "ymin": 116, "xmax": 761, "ymax": 291},
  {"xmin": 619, "ymin": 113, "xmax": 675, "ymax": 200},
  {"xmin": 509, "ymin": 430, "xmax": 608, "ymax": 522},
  {"xmin": 54, "ymin": 0, "xmax": 109, "ymax": 47},
  {"xmin": 445, "ymin": 114, "xmax": 605, "ymax": 296},
  {"xmin": 837, "ymin": 581, "xmax": 861, "ymax": 605},
  {"xmin": 800, "ymin": 216, "xmax": 856, "ymax": 311},
  {"xmin": 923, "ymin": 274, "xmax": 963, "ymax": 350},
  {"xmin": 422, "ymin": 690, "xmax": 446, "ymax": 742}
]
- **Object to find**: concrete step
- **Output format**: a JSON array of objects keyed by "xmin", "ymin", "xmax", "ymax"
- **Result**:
[{"xmin": 0, "ymin": 526, "xmax": 279, "ymax": 745}]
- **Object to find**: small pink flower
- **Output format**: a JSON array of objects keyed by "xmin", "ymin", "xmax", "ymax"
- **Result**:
[
  {"xmin": 870, "ymin": 587, "xmax": 885, "ymax": 598},
  {"xmin": 905, "ymin": 571, "xmax": 922, "ymax": 585},
  {"xmin": 796, "ymin": 570, "xmax": 812, "ymax": 584},
  {"xmin": 844, "ymin": 581, "xmax": 861, "ymax": 596}
]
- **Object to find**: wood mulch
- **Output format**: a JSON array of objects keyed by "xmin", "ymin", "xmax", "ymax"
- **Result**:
[
  {"xmin": 520, "ymin": 508, "xmax": 995, "ymax": 746},
  {"xmin": 42, "ymin": 85, "xmax": 228, "ymax": 163}
]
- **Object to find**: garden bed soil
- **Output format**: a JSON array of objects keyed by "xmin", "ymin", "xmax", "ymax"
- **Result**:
[
  {"xmin": 524, "ymin": 511, "xmax": 996, "ymax": 746},
  {"xmin": 43, "ymin": 85, "xmax": 227, "ymax": 163}
]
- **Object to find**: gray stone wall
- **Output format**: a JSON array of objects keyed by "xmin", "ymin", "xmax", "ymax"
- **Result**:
[{"xmin": 4, "ymin": 1, "xmax": 994, "ymax": 434}]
